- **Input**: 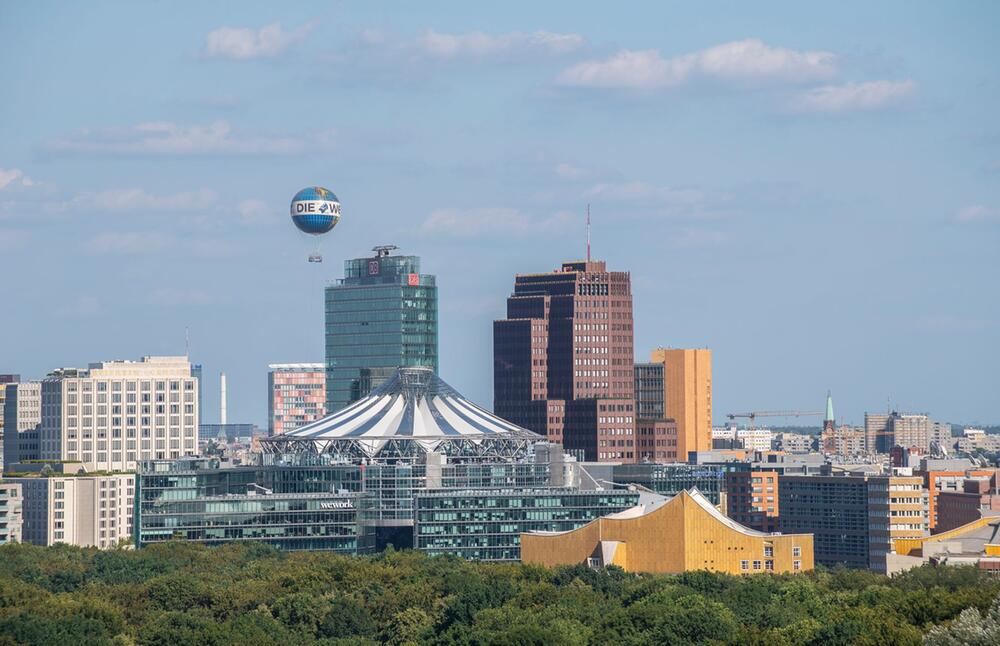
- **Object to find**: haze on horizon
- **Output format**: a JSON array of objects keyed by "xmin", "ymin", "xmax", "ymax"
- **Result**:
[{"xmin": 1, "ymin": 1, "xmax": 997, "ymax": 428}]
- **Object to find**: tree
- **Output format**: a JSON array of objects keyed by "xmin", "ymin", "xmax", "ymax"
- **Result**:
[{"xmin": 924, "ymin": 597, "xmax": 1000, "ymax": 646}]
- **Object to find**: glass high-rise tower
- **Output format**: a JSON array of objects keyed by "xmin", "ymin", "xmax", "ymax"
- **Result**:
[{"xmin": 325, "ymin": 246, "xmax": 438, "ymax": 413}]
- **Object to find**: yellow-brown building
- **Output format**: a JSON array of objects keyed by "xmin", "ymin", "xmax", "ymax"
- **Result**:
[
  {"xmin": 649, "ymin": 348, "xmax": 712, "ymax": 460},
  {"xmin": 521, "ymin": 489, "xmax": 813, "ymax": 575}
]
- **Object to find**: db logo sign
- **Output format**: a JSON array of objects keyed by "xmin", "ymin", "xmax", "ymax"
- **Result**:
[{"xmin": 368, "ymin": 260, "xmax": 380, "ymax": 276}]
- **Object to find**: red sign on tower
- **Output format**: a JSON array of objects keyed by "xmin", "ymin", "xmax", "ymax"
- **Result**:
[{"xmin": 408, "ymin": 273, "xmax": 419, "ymax": 286}]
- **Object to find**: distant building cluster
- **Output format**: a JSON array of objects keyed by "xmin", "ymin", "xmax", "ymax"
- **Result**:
[{"xmin": 1, "ymin": 245, "xmax": 997, "ymax": 578}]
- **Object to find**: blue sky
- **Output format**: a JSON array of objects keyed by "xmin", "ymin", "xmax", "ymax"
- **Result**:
[{"xmin": 1, "ymin": 1, "xmax": 997, "ymax": 427}]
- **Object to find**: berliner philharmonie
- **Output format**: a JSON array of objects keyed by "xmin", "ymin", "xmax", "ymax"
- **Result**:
[{"xmin": 137, "ymin": 367, "xmax": 642, "ymax": 558}]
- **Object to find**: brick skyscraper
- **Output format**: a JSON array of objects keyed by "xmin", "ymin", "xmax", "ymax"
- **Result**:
[{"xmin": 494, "ymin": 260, "xmax": 636, "ymax": 462}]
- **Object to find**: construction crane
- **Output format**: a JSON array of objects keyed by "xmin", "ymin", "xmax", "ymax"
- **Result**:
[{"xmin": 726, "ymin": 410, "xmax": 824, "ymax": 431}]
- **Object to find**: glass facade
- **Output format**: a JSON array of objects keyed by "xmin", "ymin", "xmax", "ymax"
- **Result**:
[
  {"xmin": 136, "ymin": 452, "xmax": 559, "ymax": 551},
  {"xmin": 633, "ymin": 362, "xmax": 664, "ymax": 420},
  {"xmin": 136, "ymin": 456, "xmax": 371, "ymax": 553},
  {"xmin": 414, "ymin": 488, "xmax": 639, "ymax": 561},
  {"xmin": 612, "ymin": 462, "xmax": 750, "ymax": 505},
  {"xmin": 325, "ymin": 251, "xmax": 438, "ymax": 413}
]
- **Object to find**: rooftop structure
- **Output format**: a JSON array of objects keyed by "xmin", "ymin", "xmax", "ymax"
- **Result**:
[{"xmin": 261, "ymin": 367, "xmax": 541, "ymax": 461}]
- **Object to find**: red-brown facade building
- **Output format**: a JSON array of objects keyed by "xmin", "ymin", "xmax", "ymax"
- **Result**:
[{"xmin": 494, "ymin": 260, "xmax": 635, "ymax": 462}]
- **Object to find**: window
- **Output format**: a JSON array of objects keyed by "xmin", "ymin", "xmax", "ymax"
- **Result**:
[
  {"xmin": 765, "ymin": 560, "xmax": 774, "ymax": 571},
  {"xmin": 752, "ymin": 560, "xmax": 761, "ymax": 570},
  {"xmin": 764, "ymin": 546, "xmax": 773, "ymax": 557},
  {"xmin": 792, "ymin": 546, "xmax": 801, "ymax": 557},
  {"xmin": 793, "ymin": 560, "xmax": 801, "ymax": 571},
  {"xmin": 740, "ymin": 560, "xmax": 749, "ymax": 571}
]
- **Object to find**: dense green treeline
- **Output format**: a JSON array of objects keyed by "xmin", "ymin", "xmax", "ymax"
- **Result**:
[{"xmin": 0, "ymin": 542, "xmax": 997, "ymax": 645}]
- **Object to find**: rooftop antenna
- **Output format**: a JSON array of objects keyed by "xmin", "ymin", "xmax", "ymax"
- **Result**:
[
  {"xmin": 185, "ymin": 327, "xmax": 190, "ymax": 358},
  {"xmin": 586, "ymin": 204, "xmax": 591, "ymax": 262}
]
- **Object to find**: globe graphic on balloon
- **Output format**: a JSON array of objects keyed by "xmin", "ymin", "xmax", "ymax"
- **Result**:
[{"xmin": 290, "ymin": 186, "xmax": 341, "ymax": 235}]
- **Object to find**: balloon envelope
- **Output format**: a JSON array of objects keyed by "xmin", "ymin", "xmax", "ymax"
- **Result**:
[{"xmin": 290, "ymin": 186, "xmax": 341, "ymax": 235}]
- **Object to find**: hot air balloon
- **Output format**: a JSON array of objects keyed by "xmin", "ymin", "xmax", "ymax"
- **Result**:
[{"xmin": 290, "ymin": 186, "xmax": 341, "ymax": 262}]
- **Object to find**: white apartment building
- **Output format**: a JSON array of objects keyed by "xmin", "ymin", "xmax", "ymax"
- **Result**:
[
  {"xmin": 10, "ymin": 473, "xmax": 134, "ymax": 548},
  {"xmin": 0, "ymin": 481, "xmax": 22, "ymax": 543},
  {"xmin": 40, "ymin": 356, "xmax": 198, "ymax": 472},
  {"xmin": 712, "ymin": 426, "xmax": 774, "ymax": 452}
]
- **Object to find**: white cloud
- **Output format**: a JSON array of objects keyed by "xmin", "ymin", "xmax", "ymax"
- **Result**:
[
  {"xmin": 421, "ymin": 207, "xmax": 575, "ymax": 237},
  {"xmin": 585, "ymin": 181, "xmax": 705, "ymax": 206},
  {"xmin": 790, "ymin": 80, "xmax": 916, "ymax": 113},
  {"xmin": 555, "ymin": 163, "xmax": 588, "ymax": 180},
  {"xmin": 558, "ymin": 39, "xmax": 837, "ymax": 89},
  {"xmin": 49, "ymin": 121, "xmax": 306, "ymax": 156},
  {"xmin": 0, "ymin": 168, "xmax": 35, "ymax": 189},
  {"xmin": 69, "ymin": 188, "xmax": 218, "ymax": 212},
  {"xmin": 87, "ymin": 232, "xmax": 176, "ymax": 255},
  {"xmin": 205, "ymin": 22, "xmax": 313, "ymax": 60},
  {"xmin": 417, "ymin": 30, "xmax": 584, "ymax": 59},
  {"xmin": 956, "ymin": 205, "xmax": 999, "ymax": 223},
  {"xmin": 237, "ymin": 199, "xmax": 272, "ymax": 223}
]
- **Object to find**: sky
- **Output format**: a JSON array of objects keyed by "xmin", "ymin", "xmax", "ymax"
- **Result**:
[{"xmin": 1, "ymin": 1, "xmax": 998, "ymax": 428}]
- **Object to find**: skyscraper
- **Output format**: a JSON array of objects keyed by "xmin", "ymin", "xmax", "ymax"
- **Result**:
[
  {"xmin": 325, "ymin": 246, "xmax": 438, "ymax": 413},
  {"xmin": 494, "ymin": 259, "xmax": 635, "ymax": 462},
  {"xmin": 648, "ymin": 348, "xmax": 713, "ymax": 460},
  {"xmin": 268, "ymin": 363, "xmax": 326, "ymax": 435}
]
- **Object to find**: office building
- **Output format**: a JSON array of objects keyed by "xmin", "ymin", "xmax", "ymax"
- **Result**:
[
  {"xmin": 521, "ymin": 489, "xmax": 814, "ymax": 575},
  {"xmin": 634, "ymin": 362, "xmax": 679, "ymax": 461},
  {"xmin": 821, "ymin": 425, "xmax": 866, "ymax": 457},
  {"xmin": 8, "ymin": 470, "xmax": 134, "ymax": 548},
  {"xmin": 325, "ymin": 246, "xmax": 438, "ymax": 413},
  {"xmin": 780, "ymin": 472, "xmax": 929, "ymax": 572},
  {"xmin": 780, "ymin": 475, "xmax": 871, "ymax": 569},
  {"xmin": 0, "ymin": 481, "xmax": 22, "ymax": 544},
  {"xmin": 918, "ymin": 464, "xmax": 997, "ymax": 531},
  {"xmin": 725, "ymin": 470, "xmax": 780, "ymax": 532},
  {"xmin": 413, "ymin": 488, "xmax": 639, "ymax": 561},
  {"xmin": 494, "ymin": 259, "xmax": 635, "ymax": 462},
  {"xmin": 137, "ymin": 458, "xmax": 373, "ymax": 553},
  {"xmin": 935, "ymin": 476, "xmax": 1000, "ymax": 532},
  {"xmin": 649, "ymin": 348, "xmax": 712, "ymax": 460},
  {"xmin": 713, "ymin": 426, "xmax": 773, "ymax": 452},
  {"xmin": 772, "ymin": 431, "xmax": 816, "ymax": 454},
  {"xmin": 865, "ymin": 410, "xmax": 945, "ymax": 454},
  {"xmin": 37, "ymin": 356, "xmax": 198, "ymax": 472},
  {"xmin": 865, "ymin": 412, "xmax": 892, "ymax": 454},
  {"xmin": 0, "ymin": 374, "xmax": 19, "ymax": 456},
  {"xmin": 867, "ymin": 474, "xmax": 928, "ymax": 574},
  {"xmin": 268, "ymin": 363, "xmax": 326, "ymax": 435},
  {"xmin": 2, "ymin": 382, "xmax": 42, "ymax": 470},
  {"xmin": 893, "ymin": 414, "xmax": 933, "ymax": 452}
]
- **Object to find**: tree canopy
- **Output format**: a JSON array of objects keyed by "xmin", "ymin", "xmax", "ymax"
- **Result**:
[{"xmin": 0, "ymin": 542, "xmax": 995, "ymax": 645}]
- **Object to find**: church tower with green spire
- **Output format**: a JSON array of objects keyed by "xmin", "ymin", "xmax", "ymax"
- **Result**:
[{"xmin": 824, "ymin": 391, "xmax": 835, "ymax": 434}]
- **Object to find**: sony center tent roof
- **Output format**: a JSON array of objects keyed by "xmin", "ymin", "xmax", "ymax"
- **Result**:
[{"xmin": 260, "ymin": 367, "xmax": 542, "ymax": 460}]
